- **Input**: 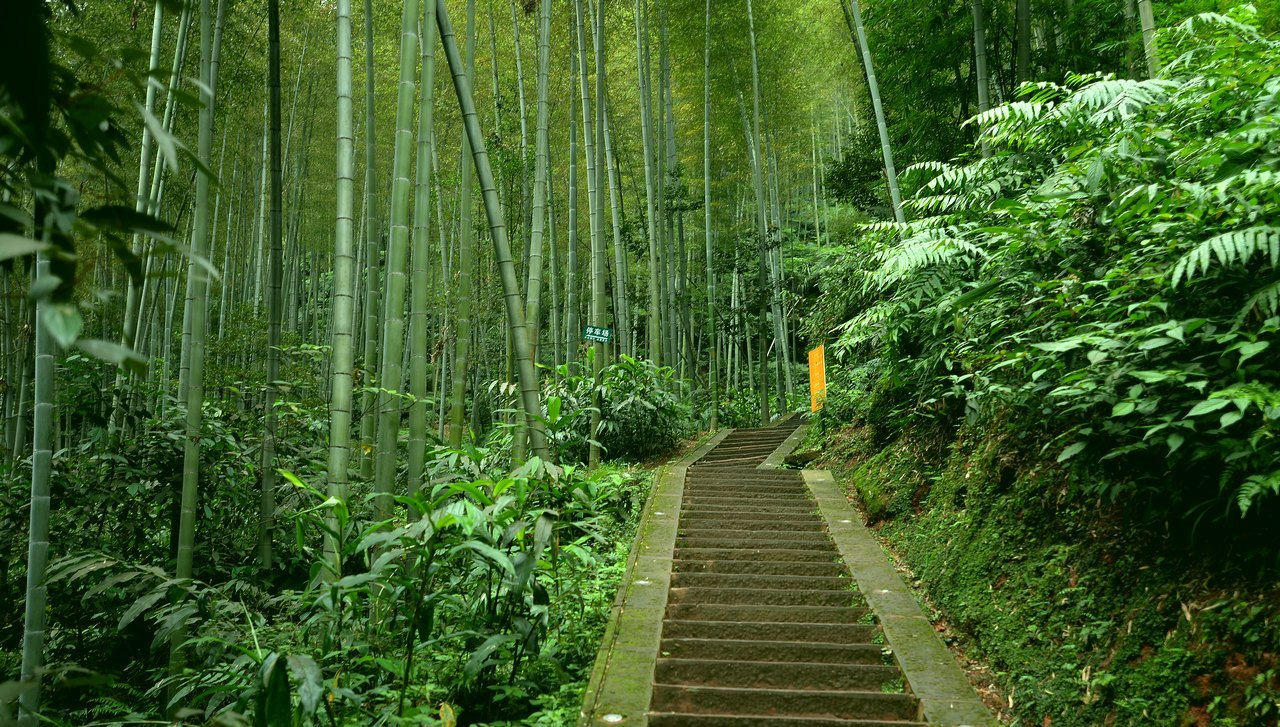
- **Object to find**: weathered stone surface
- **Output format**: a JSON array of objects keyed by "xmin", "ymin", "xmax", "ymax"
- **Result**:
[
  {"xmin": 668, "ymin": 571, "xmax": 850, "ymax": 590},
  {"xmin": 582, "ymin": 419, "xmax": 992, "ymax": 727},
  {"xmin": 649, "ymin": 714, "xmax": 926, "ymax": 727},
  {"xmin": 663, "ymin": 603, "xmax": 869, "ymax": 624},
  {"xmin": 660, "ymin": 637, "xmax": 887, "ymax": 665},
  {"xmin": 667, "ymin": 586, "xmax": 858, "ymax": 607},
  {"xmin": 656, "ymin": 658, "xmax": 904, "ymax": 691},
  {"xmin": 672, "ymin": 559, "xmax": 846, "ymax": 577},
  {"xmin": 650, "ymin": 684, "xmax": 920, "ymax": 721}
]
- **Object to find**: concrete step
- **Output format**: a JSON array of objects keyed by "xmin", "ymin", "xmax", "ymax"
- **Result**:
[
  {"xmin": 655, "ymin": 658, "xmax": 904, "ymax": 691},
  {"xmin": 664, "ymin": 603, "xmax": 869, "ymax": 624},
  {"xmin": 672, "ymin": 547, "xmax": 840, "ymax": 563},
  {"xmin": 683, "ymin": 480, "xmax": 807, "ymax": 491},
  {"xmin": 670, "ymin": 572, "xmax": 851, "ymax": 591},
  {"xmin": 675, "ymin": 536, "xmax": 836, "ymax": 550},
  {"xmin": 678, "ymin": 510, "xmax": 824, "ymax": 524},
  {"xmin": 677, "ymin": 519, "xmax": 827, "ymax": 533},
  {"xmin": 682, "ymin": 491, "xmax": 813, "ymax": 503},
  {"xmin": 649, "ymin": 713, "xmax": 926, "ymax": 727},
  {"xmin": 673, "ymin": 559, "xmax": 846, "ymax": 577},
  {"xmin": 660, "ymin": 638, "xmax": 885, "ymax": 665},
  {"xmin": 667, "ymin": 587, "xmax": 857, "ymax": 607},
  {"xmin": 680, "ymin": 503, "xmax": 817, "ymax": 516},
  {"xmin": 649, "ymin": 684, "xmax": 919, "ymax": 721},
  {"xmin": 660, "ymin": 619, "xmax": 876, "ymax": 644},
  {"xmin": 678, "ymin": 528, "xmax": 830, "ymax": 543}
]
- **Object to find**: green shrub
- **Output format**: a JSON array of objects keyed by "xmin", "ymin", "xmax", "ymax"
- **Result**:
[
  {"xmin": 546, "ymin": 354, "xmax": 692, "ymax": 463},
  {"xmin": 815, "ymin": 9, "xmax": 1280, "ymax": 524}
]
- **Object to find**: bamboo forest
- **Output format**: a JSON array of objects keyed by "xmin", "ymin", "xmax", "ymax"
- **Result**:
[{"xmin": 2, "ymin": 0, "xmax": 1279, "ymax": 724}]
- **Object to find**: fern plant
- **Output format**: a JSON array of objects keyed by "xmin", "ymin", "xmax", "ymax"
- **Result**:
[{"xmin": 818, "ymin": 6, "xmax": 1280, "ymax": 522}]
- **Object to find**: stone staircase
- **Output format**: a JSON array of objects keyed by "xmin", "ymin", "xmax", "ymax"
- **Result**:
[{"xmin": 647, "ymin": 422, "xmax": 926, "ymax": 726}]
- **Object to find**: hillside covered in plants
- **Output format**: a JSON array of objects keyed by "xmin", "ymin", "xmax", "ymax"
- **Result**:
[{"xmin": 2, "ymin": 0, "xmax": 1278, "ymax": 724}]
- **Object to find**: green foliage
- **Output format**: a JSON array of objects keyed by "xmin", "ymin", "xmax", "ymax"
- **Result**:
[
  {"xmin": 30, "ymin": 450, "xmax": 648, "ymax": 725},
  {"xmin": 827, "ymin": 415, "xmax": 1280, "ymax": 726},
  {"xmin": 817, "ymin": 9, "xmax": 1280, "ymax": 522},
  {"xmin": 546, "ymin": 354, "xmax": 692, "ymax": 463}
]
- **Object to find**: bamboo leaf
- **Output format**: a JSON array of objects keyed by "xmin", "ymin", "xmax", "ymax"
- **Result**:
[{"xmin": 0, "ymin": 233, "xmax": 48, "ymax": 262}]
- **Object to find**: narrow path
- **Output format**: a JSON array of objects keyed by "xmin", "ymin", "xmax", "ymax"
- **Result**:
[{"xmin": 580, "ymin": 421, "xmax": 994, "ymax": 726}]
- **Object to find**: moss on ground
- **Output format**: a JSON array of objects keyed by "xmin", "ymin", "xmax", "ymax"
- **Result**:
[{"xmin": 816, "ymin": 415, "xmax": 1280, "ymax": 726}]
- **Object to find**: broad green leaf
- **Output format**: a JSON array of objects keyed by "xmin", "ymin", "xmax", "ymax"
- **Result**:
[
  {"xmin": 455, "ymin": 541, "xmax": 516, "ymax": 577},
  {"xmin": 1138, "ymin": 336, "xmax": 1175, "ymax": 350},
  {"xmin": 1130, "ymin": 370, "xmax": 1169, "ymax": 384},
  {"xmin": 1236, "ymin": 341, "xmax": 1269, "ymax": 367},
  {"xmin": 1186, "ymin": 399, "xmax": 1231, "ymax": 417},
  {"xmin": 286, "ymin": 655, "xmax": 324, "ymax": 717},
  {"xmin": 255, "ymin": 654, "xmax": 292, "ymax": 727},
  {"xmin": 0, "ymin": 233, "xmax": 48, "ymax": 262},
  {"xmin": 75, "ymin": 338, "xmax": 147, "ymax": 375},
  {"xmin": 118, "ymin": 589, "xmax": 167, "ymax": 630},
  {"xmin": 1087, "ymin": 350, "xmax": 1109, "ymax": 365},
  {"xmin": 26, "ymin": 274, "xmax": 61, "ymax": 300},
  {"xmin": 1057, "ymin": 442, "xmax": 1087, "ymax": 462},
  {"xmin": 137, "ymin": 101, "xmax": 178, "ymax": 173},
  {"xmin": 1032, "ymin": 340, "xmax": 1083, "ymax": 353},
  {"xmin": 40, "ymin": 304, "xmax": 82, "ymax": 348},
  {"xmin": 464, "ymin": 633, "xmax": 516, "ymax": 677},
  {"xmin": 1111, "ymin": 401, "xmax": 1136, "ymax": 417},
  {"xmin": 1220, "ymin": 410, "xmax": 1245, "ymax": 428},
  {"xmin": 1166, "ymin": 433, "xmax": 1185, "ymax": 453}
]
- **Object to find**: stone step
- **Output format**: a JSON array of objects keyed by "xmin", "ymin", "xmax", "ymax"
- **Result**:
[
  {"xmin": 660, "ymin": 619, "xmax": 876, "ymax": 644},
  {"xmin": 660, "ymin": 638, "xmax": 884, "ymax": 665},
  {"xmin": 678, "ymin": 510, "xmax": 823, "ymax": 524},
  {"xmin": 648, "ymin": 713, "xmax": 926, "ymax": 727},
  {"xmin": 669, "ymin": 571, "xmax": 851, "ymax": 591},
  {"xmin": 664, "ymin": 603, "xmax": 869, "ymax": 624},
  {"xmin": 678, "ymin": 519, "xmax": 827, "ymax": 533},
  {"xmin": 675, "ymin": 536, "xmax": 837, "ymax": 550},
  {"xmin": 678, "ymin": 528, "xmax": 830, "ymax": 542},
  {"xmin": 682, "ymin": 493, "xmax": 814, "ymax": 505},
  {"xmin": 686, "ymin": 471, "xmax": 803, "ymax": 483},
  {"xmin": 680, "ymin": 503, "xmax": 817, "ymax": 516},
  {"xmin": 649, "ymin": 684, "xmax": 919, "ymax": 721},
  {"xmin": 668, "ymin": 586, "xmax": 856, "ymax": 607},
  {"xmin": 683, "ymin": 479, "xmax": 807, "ymax": 490},
  {"xmin": 655, "ymin": 658, "xmax": 904, "ymax": 692},
  {"xmin": 673, "ymin": 547, "xmax": 839, "ymax": 563},
  {"xmin": 682, "ymin": 485, "xmax": 809, "ymax": 497},
  {"xmin": 673, "ymin": 559, "xmax": 846, "ymax": 577}
]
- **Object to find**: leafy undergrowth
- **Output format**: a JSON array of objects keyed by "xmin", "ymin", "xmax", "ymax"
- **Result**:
[{"xmin": 814, "ymin": 417, "xmax": 1280, "ymax": 727}]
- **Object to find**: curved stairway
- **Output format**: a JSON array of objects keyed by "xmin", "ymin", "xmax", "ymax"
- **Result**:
[{"xmin": 648, "ymin": 421, "xmax": 924, "ymax": 726}]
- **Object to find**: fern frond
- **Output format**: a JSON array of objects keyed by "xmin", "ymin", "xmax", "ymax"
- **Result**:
[
  {"xmin": 1050, "ymin": 78, "xmax": 1174, "ymax": 127},
  {"xmin": 901, "ymin": 160, "xmax": 952, "ymax": 187},
  {"xmin": 875, "ymin": 233, "xmax": 986, "ymax": 288},
  {"xmin": 1171, "ymin": 226, "xmax": 1280, "ymax": 286},
  {"xmin": 1235, "ymin": 278, "xmax": 1280, "ymax": 326},
  {"xmin": 1237, "ymin": 470, "xmax": 1280, "ymax": 517},
  {"xmin": 1214, "ymin": 170, "xmax": 1280, "ymax": 204},
  {"xmin": 967, "ymin": 101, "xmax": 1048, "ymax": 131}
]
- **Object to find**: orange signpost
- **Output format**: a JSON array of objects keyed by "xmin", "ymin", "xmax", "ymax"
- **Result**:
[{"xmin": 808, "ymin": 345, "xmax": 827, "ymax": 412}]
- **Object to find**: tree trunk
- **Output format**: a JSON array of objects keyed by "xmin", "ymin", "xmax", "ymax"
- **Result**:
[
  {"xmin": 436, "ymin": 0, "xmax": 548, "ymax": 460},
  {"xmin": 845, "ymin": 0, "xmax": 905, "ymax": 223},
  {"xmin": 1137, "ymin": 0, "xmax": 1159, "ymax": 77},
  {"xmin": 169, "ymin": 0, "xmax": 216, "ymax": 691},
  {"xmin": 972, "ymin": 0, "xmax": 992, "ymax": 157},
  {"xmin": 257, "ymin": 0, "xmax": 285, "ymax": 572},
  {"xmin": 703, "ymin": 0, "xmax": 718, "ymax": 429},
  {"xmin": 371, "ymin": 0, "xmax": 420, "ymax": 517},
  {"xmin": 447, "ymin": 0, "xmax": 477, "ymax": 449},
  {"xmin": 1016, "ymin": 0, "xmax": 1030, "ymax": 83},
  {"xmin": 358, "ymin": 0, "xmax": 381, "ymax": 481},
  {"xmin": 409, "ymin": 0, "xmax": 438, "ymax": 498}
]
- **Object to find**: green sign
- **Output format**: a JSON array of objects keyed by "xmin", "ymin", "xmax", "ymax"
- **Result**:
[{"xmin": 583, "ymin": 325, "xmax": 613, "ymax": 343}]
